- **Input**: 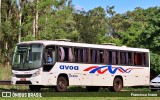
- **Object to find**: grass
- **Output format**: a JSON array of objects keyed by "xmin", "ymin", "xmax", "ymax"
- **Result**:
[
  {"xmin": 122, "ymin": 87, "xmax": 151, "ymax": 91},
  {"xmin": 0, "ymin": 65, "xmax": 28, "ymax": 90},
  {"xmin": 0, "ymin": 65, "xmax": 11, "ymax": 80}
]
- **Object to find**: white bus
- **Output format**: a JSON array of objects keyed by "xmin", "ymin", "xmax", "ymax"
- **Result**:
[{"xmin": 11, "ymin": 40, "xmax": 150, "ymax": 92}]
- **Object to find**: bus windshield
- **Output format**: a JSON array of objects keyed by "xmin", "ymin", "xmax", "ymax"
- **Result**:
[{"xmin": 12, "ymin": 44, "xmax": 43, "ymax": 70}]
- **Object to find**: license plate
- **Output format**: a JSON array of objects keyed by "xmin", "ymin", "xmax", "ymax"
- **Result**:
[
  {"xmin": 20, "ymin": 78, "xmax": 26, "ymax": 81},
  {"xmin": 154, "ymin": 85, "xmax": 160, "ymax": 87}
]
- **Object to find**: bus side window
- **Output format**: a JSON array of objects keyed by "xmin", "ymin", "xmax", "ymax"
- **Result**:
[
  {"xmin": 104, "ymin": 50, "xmax": 109, "ymax": 64},
  {"xmin": 90, "ymin": 49, "xmax": 94, "ymax": 63},
  {"xmin": 74, "ymin": 48, "xmax": 88, "ymax": 63},
  {"xmin": 78, "ymin": 49, "xmax": 81, "ymax": 62},
  {"xmin": 83, "ymin": 48, "xmax": 88, "ymax": 62},
  {"xmin": 120, "ymin": 52, "xmax": 126, "ymax": 65},
  {"xmin": 139, "ymin": 53, "xmax": 142, "ymax": 65},
  {"xmin": 47, "ymin": 51, "xmax": 53, "ymax": 63},
  {"xmin": 58, "ymin": 46, "xmax": 69, "ymax": 62},
  {"xmin": 144, "ymin": 53, "xmax": 149, "ymax": 67},
  {"xmin": 99, "ymin": 50, "xmax": 104, "ymax": 63},
  {"xmin": 134, "ymin": 53, "xmax": 138, "ymax": 65},
  {"xmin": 44, "ymin": 46, "xmax": 55, "ymax": 64},
  {"xmin": 134, "ymin": 53, "xmax": 142, "ymax": 66},
  {"xmin": 126, "ymin": 52, "xmax": 132, "ymax": 65},
  {"xmin": 74, "ymin": 48, "xmax": 78, "ymax": 62},
  {"xmin": 109, "ymin": 51, "xmax": 112, "ymax": 64},
  {"xmin": 65, "ymin": 47, "xmax": 69, "ymax": 61},
  {"xmin": 91, "ymin": 49, "xmax": 97, "ymax": 63},
  {"xmin": 78, "ymin": 48, "xmax": 83, "ymax": 62},
  {"xmin": 74, "ymin": 48, "xmax": 84, "ymax": 63},
  {"xmin": 59, "ymin": 47, "xmax": 65, "ymax": 61},
  {"xmin": 142, "ymin": 53, "xmax": 147, "ymax": 66},
  {"xmin": 96, "ymin": 50, "xmax": 104, "ymax": 63},
  {"xmin": 69, "ymin": 47, "xmax": 74, "ymax": 62},
  {"xmin": 126, "ymin": 52, "xmax": 128, "ymax": 64},
  {"xmin": 112, "ymin": 51, "xmax": 117, "ymax": 64},
  {"xmin": 116, "ymin": 51, "xmax": 119, "ymax": 65},
  {"xmin": 97, "ymin": 50, "xmax": 100, "ymax": 63},
  {"xmin": 63, "ymin": 47, "xmax": 69, "ymax": 61}
]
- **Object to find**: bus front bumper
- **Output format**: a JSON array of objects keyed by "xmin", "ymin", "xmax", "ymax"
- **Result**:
[{"xmin": 11, "ymin": 75, "xmax": 42, "ymax": 85}]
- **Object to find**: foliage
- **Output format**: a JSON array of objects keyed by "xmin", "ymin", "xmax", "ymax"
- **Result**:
[
  {"xmin": 150, "ymin": 52, "xmax": 160, "ymax": 74},
  {"xmin": 73, "ymin": 7, "xmax": 108, "ymax": 43},
  {"xmin": 0, "ymin": 1, "xmax": 160, "ymax": 74}
]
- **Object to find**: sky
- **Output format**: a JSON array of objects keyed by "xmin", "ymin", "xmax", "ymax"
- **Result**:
[{"xmin": 72, "ymin": 0, "xmax": 160, "ymax": 14}]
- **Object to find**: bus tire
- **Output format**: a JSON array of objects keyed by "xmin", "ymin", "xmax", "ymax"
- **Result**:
[
  {"xmin": 86, "ymin": 86, "xmax": 100, "ymax": 92},
  {"xmin": 56, "ymin": 76, "xmax": 68, "ymax": 92},
  {"xmin": 29, "ymin": 85, "xmax": 41, "ymax": 92},
  {"xmin": 109, "ymin": 77, "xmax": 123, "ymax": 92}
]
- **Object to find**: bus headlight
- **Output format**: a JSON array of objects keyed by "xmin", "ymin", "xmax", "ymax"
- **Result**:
[{"xmin": 32, "ymin": 70, "xmax": 41, "ymax": 77}]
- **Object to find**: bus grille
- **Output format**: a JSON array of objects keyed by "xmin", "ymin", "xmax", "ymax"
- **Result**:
[
  {"xmin": 16, "ymin": 81, "xmax": 32, "ymax": 84},
  {"xmin": 15, "ymin": 74, "xmax": 32, "ymax": 78}
]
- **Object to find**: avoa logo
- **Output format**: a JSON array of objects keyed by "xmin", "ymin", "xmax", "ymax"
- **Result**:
[{"xmin": 60, "ymin": 65, "xmax": 79, "ymax": 70}]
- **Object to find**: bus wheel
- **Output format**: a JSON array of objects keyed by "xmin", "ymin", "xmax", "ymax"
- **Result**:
[
  {"xmin": 29, "ymin": 85, "xmax": 41, "ymax": 92},
  {"xmin": 86, "ymin": 86, "xmax": 100, "ymax": 92},
  {"xmin": 109, "ymin": 77, "xmax": 123, "ymax": 92},
  {"xmin": 56, "ymin": 76, "xmax": 68, "ymax": 92}
]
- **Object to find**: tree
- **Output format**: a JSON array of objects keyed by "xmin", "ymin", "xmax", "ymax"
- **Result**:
[
  {"xmin": 1, "ymin": 0, "xmax": 18, "ymax": 65},
  {"xmin": 138, "ymin": 7, "xmax": 160, "ymax": 52},
  {"xmin": 0, "ymin": 0, "xmax": 1, "ymax": 30},
  {"xmin": 74, "ymin": 7, "xmax": 108, "ymax": 43},
  {"xmin": 37, "ymin": 0, "xmax": 78, "ymax": 41},
  {"xmin": 33, "ymin": 0, "xmax": 38, "ymax": 38}
]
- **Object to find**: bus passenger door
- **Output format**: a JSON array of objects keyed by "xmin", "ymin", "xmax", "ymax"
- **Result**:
[{"xmin": 42, "ymin": 45, "xmax": 56, "ymax": 85}]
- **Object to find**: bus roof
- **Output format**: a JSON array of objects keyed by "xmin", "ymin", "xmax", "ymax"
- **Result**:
[{"xmin": 18, "ymin": 40, "xmax": 149, "ymax": 52}]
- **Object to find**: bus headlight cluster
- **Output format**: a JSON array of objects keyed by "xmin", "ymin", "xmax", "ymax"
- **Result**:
[{"xmin": 32, "ymin": 69, "xmax": 41, "ymax": 77}]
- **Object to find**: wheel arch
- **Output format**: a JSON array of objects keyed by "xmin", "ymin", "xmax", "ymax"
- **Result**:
[
  {"xmin": 57, "ymin": 73, "xmax": 69, "ymax": 86},
  {"xmin": 114, "ymin": 75, "xmax": 123, "ymax": 87}
]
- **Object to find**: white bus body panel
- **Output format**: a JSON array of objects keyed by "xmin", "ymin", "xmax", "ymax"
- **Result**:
[
  {"xmin": 12, "ymin": 62, "xmax": 149, "ymax": 86},
  {"xmin": 45, "ymin": 62, "xmax": 149, "ymax": 86}
]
